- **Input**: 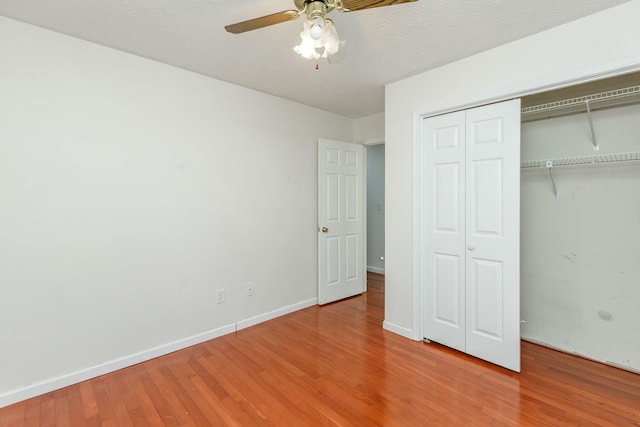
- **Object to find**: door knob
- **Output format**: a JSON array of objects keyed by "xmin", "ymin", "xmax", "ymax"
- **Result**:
[
  {"xmin": 467, "ymin": 244, "xmax": 476, "ymax": 251},
  {"xmin": 321, "ymin": 227, "xmax": 329, "ymax": 233}
]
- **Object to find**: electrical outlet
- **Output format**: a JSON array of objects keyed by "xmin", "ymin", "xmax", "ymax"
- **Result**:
[
  {"xmin": 245, "ymin": 282, "xmax": 255, "ymax": 296},
  {"xmin": 216, "ymin": 289, "xmax": 225, "ymax": 304}
]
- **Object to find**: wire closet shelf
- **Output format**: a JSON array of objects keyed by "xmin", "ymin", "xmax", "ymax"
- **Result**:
[
  {"xmin": 521, "ymin": 85, "xmax": 640, "ymax": 122},
  {"xmin": 521, "ymin": 152, "xmax": 640, "ymax": 169}
]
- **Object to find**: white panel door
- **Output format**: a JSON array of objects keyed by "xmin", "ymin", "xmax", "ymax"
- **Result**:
[
  {"xmin": 422, "ymin": 111, "xmax": 467, "ymax": 352},
  {"xmin": 318, "ymin": 138, "xmax": 365, "ymax": 305},
  {"xmin": 465, "ymin": 99, "xmax": 521, "ymax": 372},
  {"xmin": 420, "ymin": 99, "xmax": 520, "ymax": 372}
]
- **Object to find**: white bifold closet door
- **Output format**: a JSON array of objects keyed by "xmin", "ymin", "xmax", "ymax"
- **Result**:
[{"xmin": 421, "ymin": 99, "xmax": 521, "ymax": 372}]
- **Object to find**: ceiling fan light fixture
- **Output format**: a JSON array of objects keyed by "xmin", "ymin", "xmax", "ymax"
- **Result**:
[
  {"xmin": 225, "ymin": 0, "xmax": 419, "ymax": 63},
  {"xmin": 293, "ymin": 18, "xmax": 321, "ymax": 59},
  {"xmin": 321, "ymin": 19, "xmax": 343, "ymax": 57},
  {"xmin": 293, "ymin": 16, "xmax": 344, "ymax": 61}
]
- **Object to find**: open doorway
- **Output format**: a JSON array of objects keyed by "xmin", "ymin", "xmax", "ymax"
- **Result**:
[{"xmin": 366, "ymin": 143, "xmax": 385, "ymax": 295}]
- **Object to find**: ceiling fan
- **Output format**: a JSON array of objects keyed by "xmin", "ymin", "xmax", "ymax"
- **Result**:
[{"xmin": 225, "ymin": 0, "xmax": 417, "ymax": 63}]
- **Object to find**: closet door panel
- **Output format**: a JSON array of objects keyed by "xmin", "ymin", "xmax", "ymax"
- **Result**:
[
  {"xmin": 435, "ymin": 163, "xmax": 460, "ymax": 232},
  {"xmin": 470, "ymin": 158, "xmax": 503, "ymax": 237},
  {"xmin": 422, "ymin": 111, "xmax": 467, "ymax": 352},
  {"xmin": 434, "ymin": 253, "xmax": 461, "ymax": 327},
  {"xmin": 465, "ymin": 99, "xmax": 521, "ymax": 372},
  {"xmin": 468, "ymin": 258, "xmax": 504, "ymax": 340}
]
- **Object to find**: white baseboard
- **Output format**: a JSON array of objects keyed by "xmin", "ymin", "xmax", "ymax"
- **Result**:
[
  {"xmin": 383, "ymin": 320, "xmax": 415, "ymax": 340},
  {"xmin": 366, "ymin": 266, "xmax": 385, "ymax": 275},
  {"xmin": 0, "ymin": 322, "xmax": 236, "ymax": 409},
  {"xmin": 237, "ymin": 298, "xmax": 318, "ymax": 331},
  {"xmin": 521, "ymin": 337, "xmax": 640, "ymax": 375},
  {"xmin": 0, "ymin": 297, "xmax": 319, "ymax": 409}
]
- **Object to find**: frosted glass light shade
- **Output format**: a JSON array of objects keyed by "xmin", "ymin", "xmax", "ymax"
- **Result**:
[{"xmin": 293, "ymin": 17, "xmax": 343, "ymax": 60}]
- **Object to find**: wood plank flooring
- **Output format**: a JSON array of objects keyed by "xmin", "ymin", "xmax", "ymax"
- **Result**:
[{"xmin": 1, "ymin": 272, "xmax": 639, "ymax": 426}]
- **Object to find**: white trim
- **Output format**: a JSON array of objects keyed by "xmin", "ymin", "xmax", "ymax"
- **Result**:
[
  {"xmin": 236, "ymin": 298, "xmax": 318, "ymax": 331},
  {"xmin": 0, "ymin": 297, "xmax": 318, "ymax": 409},
  {"xmin": 410, "ymin": 58, "xmax": 640, "ymax": 341},
  {"xmin": 363, "ymin": 145, "xmax": 368, "ymax": 294},
  {"xmin": 0, "ymin": 323, "xmax": 236, "ymax": 409},
  {"xmin": 383, "ymin": 320, "xmax": 415, "ymax": 340},
  {"xmin": 363, "ymin": 137, "xmax": 385, "ymax": 146},
  {"xmin": 411, "ymin": 111, "xmax": 424, "ymax": 341},
  {"xmin": 364, "ymin": 140, "xmax": 386, "ymax": 291}
]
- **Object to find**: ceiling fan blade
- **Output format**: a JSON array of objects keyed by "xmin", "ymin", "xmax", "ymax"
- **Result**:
[
  {"xmin": 225, "ymin": 10, "xmax": 301, "ymax": 34},
  {"xmin": 339, "ymin": 0, "xmax": 418, "ymax": 12}
]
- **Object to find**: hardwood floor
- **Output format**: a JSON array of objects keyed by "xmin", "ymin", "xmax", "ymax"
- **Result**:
[
  {"xmin": 366, "ymin": 271, "xmax": 385, "ymax": 295},
  {"xmin": 2, "ymin": 272, "xmax": 639, "ymax": 426}
]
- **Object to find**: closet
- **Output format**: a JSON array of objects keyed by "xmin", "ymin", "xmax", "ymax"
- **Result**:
[
  {"xmin": 519, "ymin": 74, "xmax": 640, "ymax": 373},
  {"xmin": 419, "ymin": 72, "xmax": 640, "ymax": 374}
]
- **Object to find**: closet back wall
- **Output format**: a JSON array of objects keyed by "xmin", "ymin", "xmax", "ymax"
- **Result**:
[{"xmin": 520, "ymin": 103, "xmax": 640, "ymax": 372}]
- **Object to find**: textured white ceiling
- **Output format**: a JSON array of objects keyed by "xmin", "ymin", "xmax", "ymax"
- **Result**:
[{"xmin": 0, "ymin": 0, "xmax": 630, "ymax": 117}]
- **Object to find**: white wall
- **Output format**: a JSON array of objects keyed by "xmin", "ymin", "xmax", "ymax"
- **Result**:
[
  {"xmin": 520, "ymin": 104, "xmax": 640, "ymax": 371},
  {"xmin": 366, "ymin": 145, "xmax": 385, "ymax": 273},
  {"xmin": 0, "ymin": 16, "xmax": 354, "ymax": 404},
  {"xmin": 355, "ymin": 112, "xmax": 384, "ymax": 143},
  {"xmin": 385, "ymin": 0, "xmax": 640, "ymax": 342}
]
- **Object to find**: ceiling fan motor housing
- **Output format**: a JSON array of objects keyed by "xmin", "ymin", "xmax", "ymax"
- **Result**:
[{"xmin": 304, "ymin": 0, "xmax": 329, "ymax": 19}]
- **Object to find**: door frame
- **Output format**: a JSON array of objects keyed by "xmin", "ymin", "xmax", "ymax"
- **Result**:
[
  {"xmin": 411, "ymin": 60, "xmax": 640, "ymax": 342},
  {"xmin": 364, "ymin": 138, "xmax": 385, "ymax": 281}
]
